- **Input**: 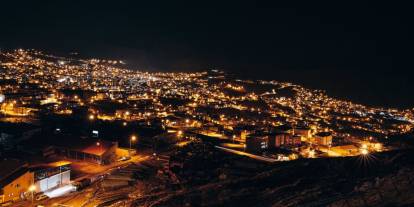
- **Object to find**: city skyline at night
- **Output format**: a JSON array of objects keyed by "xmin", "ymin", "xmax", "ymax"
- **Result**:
[
  {"xmin": 1, "ymin": 2, "xmax": 414, "ymax": 207},
  {"xmin": 1, "ymin": 2, "xmax": 414, "ymax": 108}
]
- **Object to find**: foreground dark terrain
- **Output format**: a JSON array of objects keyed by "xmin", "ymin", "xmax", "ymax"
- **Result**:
[{"xmin": 129, "ymin": 142, "xmax": 414, "ymax": 207}]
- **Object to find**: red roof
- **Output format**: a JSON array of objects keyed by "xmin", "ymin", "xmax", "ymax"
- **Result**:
[
  {"xmin": 81, "ymin": 140, "xmax": 114, "ymax": 156},
  {"xmin": 51, "ymin": 135, "xmax": 117, "ymax": 156}
]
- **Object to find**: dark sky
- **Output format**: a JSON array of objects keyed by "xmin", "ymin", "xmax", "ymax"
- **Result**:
[{"xmin": 1, "ymin": 1, "xmax": 413, "ymax": 108}]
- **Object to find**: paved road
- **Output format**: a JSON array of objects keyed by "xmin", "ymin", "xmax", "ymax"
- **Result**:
[{"xmin": 215, "ymin": 145, "xmax": 279, "ymax": 162}]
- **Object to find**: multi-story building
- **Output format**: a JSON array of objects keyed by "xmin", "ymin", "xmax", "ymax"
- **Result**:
[
  {"xmin": 294, "ymin": 126, "xmax": 312, "ymax": 140},
  {"xmin": 269, "ymin": 133, "xmax": 301, "ymax": 148},
  {"xmin": 246, "ymin": 135, "xmax": 268, "ymax": 152},
  {"xmin": 312, "ymin": 132, "xmax": 333, "ymax": 146}
]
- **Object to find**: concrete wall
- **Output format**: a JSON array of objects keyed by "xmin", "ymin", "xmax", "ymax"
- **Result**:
[{"xmin": 35, "ymin": 170, "xmax": 70, "ymax": 193}]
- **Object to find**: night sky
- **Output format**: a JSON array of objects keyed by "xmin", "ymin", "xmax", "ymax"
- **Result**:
[{"xmin": 1, "ymin": 1, "xmax": 413, "ymax": 108}]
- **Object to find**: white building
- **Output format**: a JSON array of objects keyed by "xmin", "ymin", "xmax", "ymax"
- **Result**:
[{"xmin": 31, "ymin": 161, "xmax": 71, "ymax": 193}]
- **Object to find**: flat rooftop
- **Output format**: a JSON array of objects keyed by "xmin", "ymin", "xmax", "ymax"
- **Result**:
[{"xmin": 30, "ymin": 160, "xmax": 72, "ymax": 169}]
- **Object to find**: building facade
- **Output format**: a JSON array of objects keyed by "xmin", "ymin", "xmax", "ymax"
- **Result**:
[
  {"xmin": 246, "ymin": 135, "xmax": 268, "ymax": 152},
  {"xmin": 32, "ymin": 161, "xmax": 71, "ymax": 193},
  {"xmin": 312, "ymin": 132, "xmax": 333, "ymax": 146},
  {"xmin": 0, "ymin": 160, "xmax": 34, "ymax": 204},
  {"xmin": 269, "ymin": 133, "xmax": 301, "ymax": 148},
  {"xmin": 54, "ymin": 139, "xmax": 118, "ymax": 165}
]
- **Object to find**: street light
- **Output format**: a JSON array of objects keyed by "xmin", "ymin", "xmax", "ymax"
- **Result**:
[
  {"xmin": 309, "ymin": 150, "xmax": 316, "ymax": 158},
  {"xmin": 361, "ymin": 148, "xmax": 369, "ymax": 155},
  {"xmin": 130, "ymin": 135, "xmax": 137, "ymax": 156},
  {"xmin": 29, "ymin": 185, "xmax": 36, "ymax": 205}
]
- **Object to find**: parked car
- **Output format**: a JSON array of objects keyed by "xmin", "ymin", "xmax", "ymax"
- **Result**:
[
  {"xmin": 74, "ymin": 178, "xmax": 92, "ymax": 191},
  {"xmin": 118, "ymin": 156, "xmax": 131, "ymax": 162},
  {"xmin": 35, "ymin": 194, "xmax": 49, "ymax": 201}
]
